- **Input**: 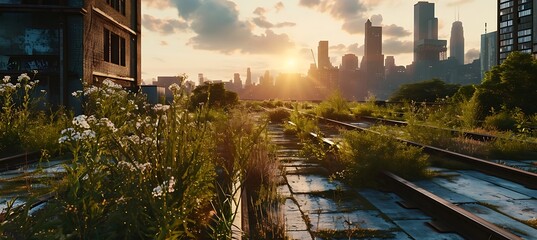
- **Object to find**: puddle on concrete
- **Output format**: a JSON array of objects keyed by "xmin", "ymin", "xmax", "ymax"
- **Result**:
[
  {"xmin": 286, "ymin": 174, "xmax": 345, "ymax": 194},
  {"xmin": 394, "ymin": 220, "xmax": 464, "ymax": 240},
  {"xmin": 461, "ymin": 203, "xmax": 537, "ymax": 239},
  {"xmin": 432, "ymin": 173, "xmax": 530, "ymax": 201},
  {"xmin": 309, "ymin": 210, "xmax": 396, "ymax": 232},
  {"xmin": 293, "ymin": 191, "xmax": 369, "ymax": 214},
  {"xmin": 482, "ymin": 199, "xmax": 537, "ymax": 221}
]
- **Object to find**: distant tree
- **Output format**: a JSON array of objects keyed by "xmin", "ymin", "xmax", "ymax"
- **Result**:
[
  {"xmin": 389, "ymin": 79, "xmax": 460, "ymax": 102},
  {"xmin": 472, "ymin": 52, "xmax": 537, "ymax": 119},
  {"xmin": 190, "ymin": 82, "xmax": 238, "ymax": 109}
]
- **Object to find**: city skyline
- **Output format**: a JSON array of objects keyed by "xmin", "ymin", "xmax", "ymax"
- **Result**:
[{"xmin": 141, "ymin": 0, "xmax": 496, "ymax": 83}]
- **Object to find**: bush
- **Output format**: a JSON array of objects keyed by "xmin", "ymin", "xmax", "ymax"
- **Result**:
[
  {"xmin": 316, "ymin": 92, "xmax": 354, "ymax": 121},
  {"xmin": 335, "ymin": 130, "xmax": 429, "ymax": 186},
  {"xmin": 484, "ymin": 111, "xmax": 517, "ymax": 131},
  {"xmin": 266, "ymin": 108, "xmax": 290, "ymax": 123}
]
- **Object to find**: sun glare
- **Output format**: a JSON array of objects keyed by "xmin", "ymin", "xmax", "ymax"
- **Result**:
[{"xmin": 286, "ymin": 59, "xmax": 296, "ymax": 69}]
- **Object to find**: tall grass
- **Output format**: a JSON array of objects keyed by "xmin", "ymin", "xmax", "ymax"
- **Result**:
[
  {"xmin": 334, "ymin": 130, "xmax": 429, "ymax": 187},
  {"xmin": 0, "ymin": 73, "xmax": 64, "ymax": 157}
]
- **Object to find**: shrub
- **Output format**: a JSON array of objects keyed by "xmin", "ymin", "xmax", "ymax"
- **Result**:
[
  {"xmin": 335, "ymin": 130, "xmax": 429, "ymax": 187},
  {"xmin": 484, "ymin": 111, "xmax": 517, "ymax": 131},
  {"xmin": 316, "ymin": 91, "xmax": 354, "ymax": 121},
  {"xmin": 266, "ymin": 107, "xmax": 290, "ymax": 123}
]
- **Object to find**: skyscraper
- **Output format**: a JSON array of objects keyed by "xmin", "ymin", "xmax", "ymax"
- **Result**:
[
  {"xmin": 317, "ymin": 41, "xmax": 331, "ymax": 70},
  {"xmin": 414, "ymin": 1, "xmax": 447, "ymax": 63},
  {"xmin": 481, "ymin": 31, "xmax": 497, "ymax": 79},
  {"xmin": 361, "ymin": 19, "xmax": 384, "ymax": 80},
  {"xmin": 245, "ymin": 68, "xmax": 252, "ymax": 87},
  {"xmin": 450, "ymin": 21, "xmax": 465, "ymax": 65},
  {"xmin": 498, "ymin": 0, "xmax": 535, "ymax": 63}
]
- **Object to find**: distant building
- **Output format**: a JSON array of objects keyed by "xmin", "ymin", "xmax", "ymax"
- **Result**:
[
  {"xmin": 481, "ymin": 31, "xmax": 497, "ymax": 79},
  {"xmin": 245, "ymin": 68, "xmax": 252, "ymax": 87},
  {"xmin": 450, "ymin": 21, "xmax": 465, "ymax": 65},
  {"xmin": 233, "ymin": 73, "xmax": 242, "ymax": 90},
  {"xmin": 362, "ymin": 19, "xmax": 384, "ymax": 96},
  {"xmin": 497, "ymin": 0, "xmax": 535, "ymax": 63},
  {"xmin": 198, "ymin": 73, "xmax": 205, "ymax": 85},
  {"xmin": 153, "ymin": 76, "xmax": 183, "ymax": 102},
  {"xmin": 0, "ymin": 0, "xmax": 142, "ymax": 108},
  {"xmin": 317, "ymin": 41, "xmax": 332, "ymax": 70},
  {"xmin": 341, "ymin": 54, "xmax": 358, "ymax": 71},
  {"xmin": 414, "ymin": 1, "xmax": 446, "ymax": 63}
]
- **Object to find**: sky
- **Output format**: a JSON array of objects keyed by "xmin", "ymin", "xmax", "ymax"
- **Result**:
[{"xmin": 141, "ymin": 0, "xmax": 497, "ymax": 84}]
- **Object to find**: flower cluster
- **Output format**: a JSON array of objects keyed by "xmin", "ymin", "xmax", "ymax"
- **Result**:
[
  {"xmin": 152, "ymin": 176, "xmax": 176, "ymax": 197},
  {"xmin": 58, "ymin": 127, "xmax": 96, "ymax": 143},
  {"xmin": 117, "ymin": 160, "xmax": 151, "ymax": 172}
]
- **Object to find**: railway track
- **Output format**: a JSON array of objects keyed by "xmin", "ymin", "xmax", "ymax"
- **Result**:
[{"xmin": 289, "ymin": 118, "xmax": 537, "ymax": 239}]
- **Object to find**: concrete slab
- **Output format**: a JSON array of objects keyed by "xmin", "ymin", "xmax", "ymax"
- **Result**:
[
  {"xmin": 286, "ymin": 230, "xmax": 312, "ymax": 240},
  {"xmin": 460, "ymin": 170, "xmax": 537, "ymax": 199},
  {"xmin": 309, "ymin": 210, "xmax": 397, "ymax": 232},
  {"xmin": 432, "ymin": 173, "xmax": 531, "ymax": 201},
  {"xmin": 285, "ymin": 199, "xmax": 309, "ymax": 231},
  {"xmin": 277, "ymin": 149, "xmax": 301, "ymax": 157},
  {"xmin": 460, "ymin": 203, "xmax": 537, "ymax": 239},
  {"xmin": 394, "ymin": 220, "xmax": 464, "ymax": 240},
  {"xmin": 314, "ymin": 231, "xmax": 412, "ymax": 240},
  {"xmin": 284, "ymin": 166, "xmax": 327, "ymax": 175},
  {"xmin": 277, "ymin": 184, "xmax": 292, "ymax": 198},
  {"xmin": 286, "ymin": 175, "xmax": 345, "ymax": 194},
  {"xmin": 359, "ymin": 189, "xmax": 431, "ymax": 220},
  {"xmin": 483, "ymin": 199, "xmax": 537, "ymax": 221},
  {"xmin": 414, "ymin": 180, "xmax": 476, "ymax": 203},
  {"xmin": 293, "ymin": 192, "xmax": 368, "ymax": 214}
]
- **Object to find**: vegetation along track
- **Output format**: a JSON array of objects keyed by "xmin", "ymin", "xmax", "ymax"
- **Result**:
[
  {"xmin": 359, "ymin": 116, "xmax": 497, "ymax": 142},
  {"xmin": 291, "ymin": 119, "xmax": 534, "ymax": 239},
  {"xmin": 317, "ymin": 115, "xmax": 537, "ymax": 190}
]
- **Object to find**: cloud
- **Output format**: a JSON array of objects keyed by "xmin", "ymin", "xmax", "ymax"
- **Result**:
[
  {"xmin": 142, "ymin": 0, "xmax": 171, "ymax": 9},
  {"xmin": 253, "ymin": 7, "xmax": 266, "ymax": 16},
  {"xmin": 275, "ymin": 2, "xmax": 285, "ymax": 12},
  {"xmin": 299, "ymin": 0, "xmax": 320, "ymax": 7},
  {"xmin": 142, "ymin": 14, "xmax": 188, "ymax": 35},
  {"xmin": 347, "ymin": 43, "xmax": 364, "ymax": 56},
  {"xmin": 383, "ymin": 38, "xmax": 413, "ymax": 55},
  {"xmin": 370, "ymin": 14, "xmax": 382, "ymax": 25},
  {"xmin": 299, "ymin": 0, "xmax": 370, "ymax": 34},
  {"xmin": 465, "ymin": 48, "xmax": 480, "ymax": 63},
  {"xmin": 252, "ymin": 5, "xmax": 296, "ymax": 29},
  {"xmin": 275, "ymin": 22, "xmax": 296, "ymax": 28},
  {"xmin": 383, "ymin": 24, "xmax": 411, "ymax": 37},
  {"xmin": 170, "ymin": 0, "xmax": 294, "ymax": 54}
]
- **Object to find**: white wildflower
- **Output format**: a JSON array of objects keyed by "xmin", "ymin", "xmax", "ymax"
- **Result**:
[
  {"xmin": 2, "ymin": 76, "xmax": 10, "ymax": 83},
  {"xmin": 168, "ymin": 83, "xmax": 181, "ymax": 92},
  {"xmin": 25, "ymin": 85, "xmax": 32, "ymax": 91},
  {"xmin": 152, "ymin": 185, "xmax": 163, "ymax": 197},
  {"xmin": 84, "ymin": 86, "xmax": 98, "ymax": 95},
  {"xmin": 99, "ymin": 118, "xmax": 117, "ymax": 132},
  {"xmin": 17, "ymin": 73, "xmax": 30, "ymax": 82},
  {"xmin": 152, "ymin": 104, "xmax": 170, "ymax": 112},
  {"xmin": 168, "ymin": 177, "xmax": 175, "ymax": 193},
  {"xmin": 102, "ymin": 79, "xmax": 122, "ymax": 89},
  {"xmin": 118, "ymin": 161, "xmax": 135, "ymax": 171},
  {"xmin": 15, "ymin": 83, "xmax": 20, "ymax": 88},
  {"xmin": 0, "ymin": 89, "xmax": 4, "ymax": 94},
  {"xmin": 72, "ymin": 115, "xmax": 91, "ymax": 129},
  {"xmin": 40, "ymin": 90, "xmax": 46, "ymax": 93},
  {"xmin": 80, "ymin": 130, "xmax": 96, "ymax": 140}
]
